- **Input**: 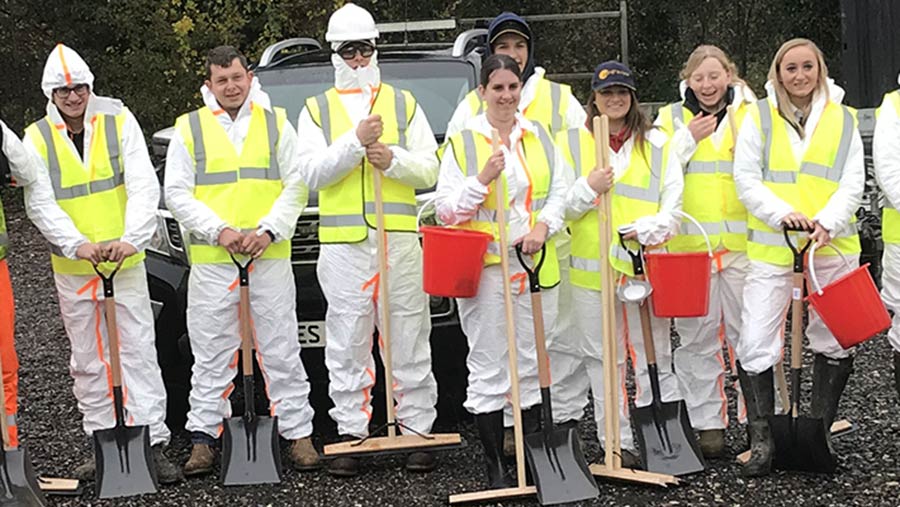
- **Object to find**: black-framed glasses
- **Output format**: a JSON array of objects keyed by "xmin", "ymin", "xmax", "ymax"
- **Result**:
[
  {"xmin": 337, "ymin": 42, "xmax": 375, "ymax": 60},
  {"xmin": 53, "ymin": 83, "xmax": 89, "ymax": 99}
]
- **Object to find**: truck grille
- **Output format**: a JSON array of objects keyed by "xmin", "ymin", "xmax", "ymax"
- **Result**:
[{"xmin": 291, "ymin": 215, "xmax": 319, "ymax": 264}]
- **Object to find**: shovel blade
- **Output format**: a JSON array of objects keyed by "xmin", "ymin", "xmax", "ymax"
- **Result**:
[
  {"xmin": 631, "ymin": 400, "xmax": 705, "ymax": 477},
  {"xmin": 221, "ymin": 415, "xmax": 281, "ymax": 486},
  {"xmin": 770, "ymin": 414, "xmax": 836, "ymax": 473},
  {"xmin": 93, "ymin": 425, "xmax": 157, "ymax": 499},
  {"xmin": 524, "ymin": 427, "xmax": 599, "ymax": 505},
  {"xmin": 0, "ymin": 447, "xmax": 47, "ymax": 507}
]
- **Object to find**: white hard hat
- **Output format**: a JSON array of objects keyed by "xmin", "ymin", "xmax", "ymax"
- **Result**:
[
  {"xmin": 325, "ymin": 3, "xmax": 379, "ymax": 44},
  {"xmin": 41, "ymin": 44, "xmax": 94, "ymax": 99}
]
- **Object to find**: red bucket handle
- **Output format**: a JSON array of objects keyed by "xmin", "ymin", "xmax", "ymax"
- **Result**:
[
  {"xmin": 671, "ymin": 210, "xmax": 714, "ymax": 258},
  {"xmin": 807, "ymin": 241, "xmax": 855, "ymax": 295}
]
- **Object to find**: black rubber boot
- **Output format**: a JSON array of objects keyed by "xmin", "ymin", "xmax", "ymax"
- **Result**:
[
  {"xmin": 893, "ymin": 351, "xmax": 900, "ymax": 402},
  {"xmin": 736, "ymin": 362, "xmax": 774, "ymax": 477},
  {"xmin": 474, "ymin": 411, "xmax": 513, "ymax": 489},
  {"xmin": 810, "ymin": 354, "xmax": 853, "ymax": 441},
  {"xmin": 521, "ymin": 406, "xmax": 541, "ymax": 435}
]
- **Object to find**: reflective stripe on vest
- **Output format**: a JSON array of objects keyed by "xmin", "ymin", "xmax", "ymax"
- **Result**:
[
  {"xmin": 307, "ymin": 84, "xmax": 418, "ymax": 243},
  {"xmin": 747, "ymin": 99, "xmax": 860, "ymax": 265},
  {"xmin": 466, "ymin": 78, "xmax": 569, "ymax": 134},
  {"xmin": 880, "ymin": 92, "xmax": 900, "ymax": 244},
  {"xmin": 447, "ymin": 124, "xmax": 561, "ymax": 287},
  {"xmin": 28, "ymin": 115, "xmax": 144, "ymax": 274},
  {"xmin": 176, "ymin": 105, "xmax": 290, "ymax": 264}
]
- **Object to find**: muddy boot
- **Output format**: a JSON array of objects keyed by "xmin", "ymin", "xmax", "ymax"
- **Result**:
[
  {"xmin": 502, "ymin": 428, "xmax": 515, "ymax": 457},
  {"xmin": 599, "ymin": 447, "xmax": 641, "ymax": 469},
  {"xmin": 152, "ymin": 444, "xmax": 183, "ymax": 484},
  {"xmin": 474, "ymin": 411, "xmax": 513, "ymax": 489},
  {"xmin": 520, "ymin": 406, "xmax": 541, "ymax": 435},
  {"xmin": 810, "ymin": 354, "xmax": 853, "ymax": 446},
  {"xmin": 697, "ymin": 429, "xmax": 725, "ymax": 458},
  {"xmin": 183, "ymin": 444, "xmax": 216, "ymax": 477},
  {"xmin": 737, "ymin": 363, "xmax": 774, "ymax": 477},
  {"xmin": 894, "ymin": 351, "xmax": 900, "ymax": 400},
  {"xmin": 72, "ymin": 455, "xmax": 95, "ymax": 482},
  {"xmin": 327, "ymin": 436, "xmax": 360, "ymax": 477},
  {"xmin": 405, "ymin": 451, "xmax": 436, "ymax": 472},
  {"xmin": 289, "ymin": 437, "xmax": 321, "ymax": 471}
]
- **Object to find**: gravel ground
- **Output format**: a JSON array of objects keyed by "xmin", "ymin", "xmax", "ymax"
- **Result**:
[{"xmin": 4, "ymin": 186, "xmax": 900, "ymax": 506}]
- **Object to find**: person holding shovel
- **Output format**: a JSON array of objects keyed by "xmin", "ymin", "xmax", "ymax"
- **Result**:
[
  {"xmin": 733, "ymin": 38, "xmax": 863, "ymax": 477},
  {"xmin": 653, "ymin": 45, "xmax": 757, "ymax": 458},
  {"xmin": 874, "ymin": 73, "xmax": 900, "ymax": 401},
  {"xmin": 435, "ymin": 53, "xmax": 572, "ymax": 489},
  {"xmin": 555, "ymin": 60, "xmax": 684, "ymax": 469},
  {"xmin": 295, "ymin": 3, "xmax": 440, "ymax": 477},
  {"xmin": 165, "ymin": 45, "xmax": 319, "ymax": 476},
  {"xmin": 18, "ymin": 44, "xmax": 179, "ymax": 483}
]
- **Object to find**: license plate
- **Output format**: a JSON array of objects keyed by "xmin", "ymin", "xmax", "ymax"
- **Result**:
[{"xmin": 298, "ymin": 321, "xmax": 326, "ymax": 348}]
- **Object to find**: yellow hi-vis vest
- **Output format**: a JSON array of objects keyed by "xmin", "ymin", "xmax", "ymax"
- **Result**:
[
  {"xmin": 746, "ymin": 98, "xmax": 860, "ymax": 266},
  {"xmin": 305, "ymin": 84, "xmax": 418, "ymax": 243},
  {"xmin": 464, "ymin": 77, "xmax": 573, "ymax": 134},
  {"xmin": 174, "ymin": 104, "xmax": 290, "ymax": 264},
  {"xmin": 442, "ymin": 124, "xmax": 561, "ymax": 287},
  {"xmin": 24, "ymin": 114, "xmax": 144, "ymax": 275},
  {"xmin": 879, "ymin": 90, "xmax": 900, "ymax": 244},
  {"xmin": 656, "ymin": 102, "xmax": 749, "ymax": 252},
  {"xmin": 555, "ymin": 127, "xmax": 668, "ymax": 287}
]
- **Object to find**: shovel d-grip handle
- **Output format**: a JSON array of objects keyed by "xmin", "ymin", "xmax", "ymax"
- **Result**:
[
  {"xmin": 514, "ymin": 243, "xmax": 546, "ymax": 293},
  {"xmin": 782, "ymin": 226, "xmax": 813, "ymax": 274},
  {"xmin": 231, "ymin": 255, "xmax": 256, "ymax": 420}
]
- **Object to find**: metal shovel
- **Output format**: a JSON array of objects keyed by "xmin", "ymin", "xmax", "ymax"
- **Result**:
[
  {"xmin": 221, "ymin": 256, "xmax": 282, "ymax": 486},
  {"xmin": 621, "ymin": 238, "xmax": 705, "ymax": 476},
  {"xmin": 92, "ymin": 262, "xmax": 158, "ymax": 499},
  {"xmin": 516, "ymin": 244, "xmax": 599, "ymax": 505},
  {"xmin": 770, "ymin": 228, "xmax": 836, "ymax": 473}
]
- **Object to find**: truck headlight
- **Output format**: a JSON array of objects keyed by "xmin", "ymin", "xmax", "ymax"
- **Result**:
[{"xmin": 148, "ymin": 211, "xmax": 189, "ymax": 265}]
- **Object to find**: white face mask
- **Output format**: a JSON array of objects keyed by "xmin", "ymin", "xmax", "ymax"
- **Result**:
[{"xmin": 332, "ymin": 51, "xmax": 381, "ymax": 105}]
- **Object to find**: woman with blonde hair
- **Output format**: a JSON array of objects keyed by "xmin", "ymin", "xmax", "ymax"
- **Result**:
[
  {"xmin": 732, "ymin": 38, "xmax": 863, "ymax": 477},
  {"xmin": 653, "ymin": 45, "xmax": 756, "ymax": 459}
]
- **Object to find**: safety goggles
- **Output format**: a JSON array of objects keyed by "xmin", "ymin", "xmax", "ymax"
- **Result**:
[
  {"xmin": 53, "ymin": 83, "xmax": 90, "ymax": 99},
  {"xmin": 337, "ymin": 42, "xmax": 375, "ymax": 60}
]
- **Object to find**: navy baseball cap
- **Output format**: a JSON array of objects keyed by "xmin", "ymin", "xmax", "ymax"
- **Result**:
[{"xmin": 591, "ymin": 61, "xmax": 636, "ymax": 91}]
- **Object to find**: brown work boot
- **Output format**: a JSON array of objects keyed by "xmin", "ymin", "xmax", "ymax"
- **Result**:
[
  {"xmin": 183, "ymin": 444, "xmax": 216, "ymax": 477},
  {"xmin": 289, "ymin": 437, "xmax": 321, "ymax": 471},
  {"xmin": 72, "ymin": 456, "xmax": 95, "ymax": 482},
  {"xmin": 502, "ymin": 428, "xmax": 515, "ymax": 457},
  {"xmin": 698, "ymin": 429, "xmax": 725, "ymax": 458}
]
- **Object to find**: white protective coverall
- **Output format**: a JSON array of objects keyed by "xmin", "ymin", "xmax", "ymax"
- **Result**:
[
  {"xmin": 20, "ymin": 45, "xmax": 169, "ymax": 444},
  {"xmin": 733, "ymin": 80, "xmax": 863, "ymax": 375},
  {"xmin": 558, "ymin": 128, "xmax": 683, "ymax": 450},
  {"xmin": 874, "ymin": 74, "xmax": 900, "ymax": 353},
  {"xmin": 660, "ymin": 81, "xmax": 757, "ymax": 429},
  {"xmin": 296, "ymin": 50, "xmax": 439, "ymax": 438},
  {"xmin": 436, "ymin": 113, "xmax": 571, "ymax": 414},
  {"xmin": 165, "ymin": 79, "xmax": 315, "ymax": 441}
]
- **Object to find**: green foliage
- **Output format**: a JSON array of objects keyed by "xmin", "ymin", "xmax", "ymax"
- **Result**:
[{"xmin": 0, "ymin": 0, "xmax": 842, "ymax": 137}]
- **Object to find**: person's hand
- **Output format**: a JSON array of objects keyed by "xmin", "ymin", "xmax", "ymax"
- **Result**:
[
  {"xmin": 366, "ymin": 142, "xmax": 394, "ymax": 171},
  {"xmin": 781, "ymin": 212, "xmax": 814, "ymax": 232},
  {"xmin": 587, "ymin": 166, "xmax": 614, "ymax": 195},
  {"xmin": 104, "ymin": 241, "xmax": 138, "ymax": 263},
  {"xmin": 75, "ymin": 243, "xmax": 105, "ymax": 265},
  {"xmin": 356, "ymin": 114, "xmax": 383, "ymax": 146},
  {"xmin": 477, "ymin": 150, "xmax": 505, "ymax": 186},
  {"xmin": 621, "ymin": 231, "xmax": 638, "ymax": 241},
  {"xmin": 515, "ymin": 222, "xmax": 549, "ymax": 254},
  {"xmin": 240, "ymin": 229, "xmax": 273, "ymax": 258},
  {"xmin": 687, "ymin": 113, "xmax": 717, "ymax": 143},
  {"xmin": 217, "ymin": 228, "xmax": 245, "ymax": 255},
  {"xmin": 809, "ymin": 221, "xmax": 832, "ymax": 246}
]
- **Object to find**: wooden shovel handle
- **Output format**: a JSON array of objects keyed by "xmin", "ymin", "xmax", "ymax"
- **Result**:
[
  {"xmin": 239, "ymin": 285, "xmax": 253, "ymax": 376},
  {"xmin": 530, "ymin": 293, "xmax": 550, "ymax": 389},
  {"xmin": 104, "ymin": 297, "xmax": 124, "ymax": 388}
]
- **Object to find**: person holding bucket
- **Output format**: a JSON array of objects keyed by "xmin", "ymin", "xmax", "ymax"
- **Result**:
[
  {"xmin": 555, "ymin": 60, "xmax": 684, "ymax": 468},
  {"xmin": 435, "ymin": 53, "xmax": 572, "ymax": 488},
  {"xmin": 732, "ymin": 38, "xmax": 863, "ymax": 477},
  {"xmin": 653, "ymin": 45, "xmax": 757, "ymax": 458},
  {"xmin": 874, "ymin": 74, "xmax": 900, "ymax": 400}
]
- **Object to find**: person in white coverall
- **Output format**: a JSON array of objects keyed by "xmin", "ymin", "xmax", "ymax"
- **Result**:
[
  {"xmin": 436, "ymin": 54, "xmax": 571, "ymax": 489},
  {"xmin": 444, "ymin": 10, "xmax": 587, "ymax": 457},
  {"xmin": 733, "ymin": 38, "xmax": 863, "ymax": 477},
  {"xmin": 555, "ymin": 60, "xmax": 683, "ymax": 469},
  {"xmin": 653, "ymin": 45, "xmax": 757, "ymax": 458},
  {"xmin": 19, "ymin": 44, "xmax": 178, "ymax": 483},
  {"xmin": 874, "ymin": 73, "xmax": 900, "ymax": 401},
  {"xmin": 295, "ymin": 3, "xmax": 439, "ymax": 477},
  {"xmin": 164, "ymin": 45, "xmax": 319, "ymax": 476}
]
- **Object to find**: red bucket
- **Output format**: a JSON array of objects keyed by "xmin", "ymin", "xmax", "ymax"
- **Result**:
[
  {"xmin": 805, "ymin": 242, "xmax": 889, "ymax": 348},
  {"xmin": 420, "ymin": 226, "xmax": 492, "ymax": 298},
  {"xmin": 645, "ymin": 252, "xmax": 712, "ymax": 318}
]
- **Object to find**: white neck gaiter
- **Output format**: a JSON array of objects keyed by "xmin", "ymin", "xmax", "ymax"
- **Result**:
[{"xmin": 332, "ymin": 51, "xmax": 381, "ymax": 109}]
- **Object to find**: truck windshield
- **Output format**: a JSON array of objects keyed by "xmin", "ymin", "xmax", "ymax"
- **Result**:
[{"xmin": 259, "ymin": 59, "xmax": 475, "ymax": 140}]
